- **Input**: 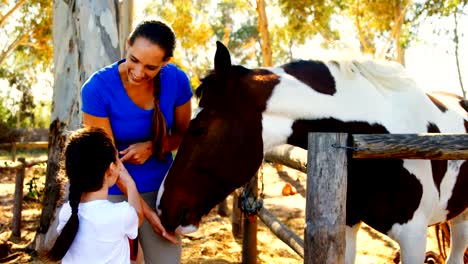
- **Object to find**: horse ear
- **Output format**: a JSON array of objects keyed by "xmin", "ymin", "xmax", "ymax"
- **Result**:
[{"xmin": 215, "ymin": 41, "xmax": 231, "ymax": 80}]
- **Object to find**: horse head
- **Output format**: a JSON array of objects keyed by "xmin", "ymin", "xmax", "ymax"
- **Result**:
[{"xmin": 156, "ymin": 42, "xmax": 277, "ymax": 234}]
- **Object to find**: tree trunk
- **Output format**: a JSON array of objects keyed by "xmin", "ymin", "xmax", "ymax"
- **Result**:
[
  {"xmin": 31, "ymin": 0, "xmax": 120, "ymax": 252},
  {"xmin": 119, "ymin": 0, "xmax": 133, "ymax": 57},
  {"xmin": 256, "ymin": 0, "xmax": 272, "ymax": 67},
  {"xmin": 453, "ymin": 10, "xmax": 466, "ymax": 99}
]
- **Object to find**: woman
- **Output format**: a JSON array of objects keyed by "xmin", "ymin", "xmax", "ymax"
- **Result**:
[{"xmin": 81, "ymin": 20, "xmax": 192, "ymax": 263}]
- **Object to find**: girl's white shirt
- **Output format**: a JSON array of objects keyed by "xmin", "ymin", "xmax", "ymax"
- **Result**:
[{"xmin": 57, "ymin": 199, "xmax": 138, "ymax": 264}]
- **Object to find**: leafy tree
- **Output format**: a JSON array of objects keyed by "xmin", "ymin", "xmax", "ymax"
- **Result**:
[
  {"xmin": 144, "ymin": 0, "xmax": 214, "ymax": 86},
  {"xmin": 0, "ymin": 0, "xmax": 53, "ymax": 127}
]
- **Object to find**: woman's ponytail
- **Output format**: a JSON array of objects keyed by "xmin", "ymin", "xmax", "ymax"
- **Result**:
[{"xmin": 151, "ymin": 72, "xmax": 169, "ymax": 161}]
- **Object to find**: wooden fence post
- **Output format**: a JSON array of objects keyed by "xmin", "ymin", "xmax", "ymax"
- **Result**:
[
  {"xmin": 231, "ymin": 189, "xmax": 243, "ymax": 238},
  {"xmin": 304, "ymin": 133, "xmax": 347, "ymax": 264},
  {"xmin": 11, "ymin": 142, "xmax": 16, "ymax": 161},
  {"xmin": 11, "ymin": 157, "xmax": 26, "ymax": 238}
]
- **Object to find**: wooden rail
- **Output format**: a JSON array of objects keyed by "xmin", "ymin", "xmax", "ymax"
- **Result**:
[
  {"xmin": 0, "ymin": 141, "xmax": 48, "ymax": 161},
  {"xmin": 352, "ymin": 134, "xmax": 468, "ymax": 160}
]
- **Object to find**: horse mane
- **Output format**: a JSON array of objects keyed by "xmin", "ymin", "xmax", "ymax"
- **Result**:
[{"xmin": 331, "ymin": 59, "xmax": 419, "ymax": 93}]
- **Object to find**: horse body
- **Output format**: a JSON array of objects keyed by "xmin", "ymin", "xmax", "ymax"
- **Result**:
[{"xmin": 157, "ymin": 42, "xmax": 468, "ymax": 264}]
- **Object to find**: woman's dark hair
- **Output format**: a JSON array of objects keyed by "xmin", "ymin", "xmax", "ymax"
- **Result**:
[
  {"xmin": 129, "ymin": 20, "xmax": 176, "ymax": 160},
  {"xmin": 129, "ymin": 20, "xmax": 175, "ymax": 61},
  {"xmin": 45, "ymin": 127, "xmax": 117, "ymax": 261}
]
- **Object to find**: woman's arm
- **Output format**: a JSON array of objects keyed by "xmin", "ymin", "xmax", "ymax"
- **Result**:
[
  {"xmin": 140, "ymin": 197, "xmax": 179, "ymax": 244},
  {"xmin": 83, "ymin": 113, "xmax": 114, "ymax": 140}
]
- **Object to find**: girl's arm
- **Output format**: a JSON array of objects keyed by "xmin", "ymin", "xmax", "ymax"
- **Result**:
[{"xmin": 116, "ymin": 160, "xmax": 143, "ymax": 226}]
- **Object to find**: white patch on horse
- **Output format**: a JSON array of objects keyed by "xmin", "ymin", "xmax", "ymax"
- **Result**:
[
  {"xmin": 261, "ymin": 114, "xmax": 293, "ymax": 152},
  {"xmin": 437, "ymin": 161, "xmax": 465, "ymax": 219},
  {"xmin": 175, "ymin": 225, "xmax": 198, "ymax": 235},
  {"xmin": 264, "ymin": 65, "xmax": 433, "ymax": 134},
  {"xmin": 345, "ymin": 223, "xmax": 361, "ymax": 264},
  {"xmin": 192, "ymin": 107, "xmax": 203, "ymax": 119},
  {"xmin": 388, "ymin": 213, "xmax": 428, "ymax": 263},
  {"xmin": 156, "ymin": 169, "xmax": 170, "ymax": 215}
]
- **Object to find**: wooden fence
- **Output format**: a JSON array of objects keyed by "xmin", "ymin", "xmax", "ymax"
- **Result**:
[
  {"xmin": 237, "ymin": 133, "xmax": 468, "ymax": 264},
  {"xmin": 0, "ymin": 142, "xmax": 48, "ymax": 238}
]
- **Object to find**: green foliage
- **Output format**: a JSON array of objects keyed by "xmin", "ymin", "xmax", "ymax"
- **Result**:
[
  {"xmin": 0, "ymin": 0, "xmax": 53, "ymax": 128},
  {"xmin": 144, "ymin": 0, "xmax": 214, "ymax": 87},
  {"xmin": 25, "ymin": 169, "xmax": 45, "ymax": 201}
]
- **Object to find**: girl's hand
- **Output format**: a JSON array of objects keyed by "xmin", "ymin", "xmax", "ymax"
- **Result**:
[
  {"xmin": 146, "ymin": 210, "xmax": 179, "ymax": 244},
  {"xmin": 120, "ymin": 141, "xmax": 153, "ymax": 164},
  {"xmin": 115, "ymin": 160, "xmax": 134, "ymax": 193}
]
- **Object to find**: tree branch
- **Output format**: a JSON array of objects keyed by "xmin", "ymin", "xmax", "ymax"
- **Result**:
[
  {"xmin": 377, "ymin": 0, "xmax": 412, "ymax": 60},
  {"xmin": 0, "ymin": 0, "xmax": 28, "ymax": 28},
  {"xmin": 0, "ymin": 32, "xmax": 30, "ymax": 65},
  {"xmin": 354, "ymin": 0, "xmax": 372, "ymax": 54}
]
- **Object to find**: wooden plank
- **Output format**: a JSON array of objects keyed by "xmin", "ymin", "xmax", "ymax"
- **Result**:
[
  {"xmin": 0, "ymin": 141, "xmax": 48, "ymax": 149},
  {"xmin": 258, "ymin": 207, "xmax": 304, "ymax": 258},
  {"xmin": 264, "ymin": 144, "xmax": 307, "ymax": 173},
  {"xmin": 352, "ymin": 134, "xmax": 468, "ymax": 160},
  {"xmin": 305, "ymin": 133, "xmax": 347, "ymax": 264}
]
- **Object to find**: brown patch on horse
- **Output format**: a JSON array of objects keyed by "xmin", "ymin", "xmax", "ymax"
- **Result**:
[
  {"xmin": 446, "ymin": 161, "xmax": 468, "ymax": 220},
  {"xmin": 427, "ymin": 93, "xmax": 448, "ymax": 112},
  {"xmin": 427, "ymin": 123, "xmax": 447, "ymax": 196},
  {"xmin": 282, "ymin": 60, "xmax": 336, "ymax": 95},
  {"xmin": 287, "ymin": 118, "xmax": 389, "ymax": 149}
]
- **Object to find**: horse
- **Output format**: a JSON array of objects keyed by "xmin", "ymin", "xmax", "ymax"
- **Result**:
[{"xmin": 156, "ymin": 41, "xmax": 468, "ymax": 264}]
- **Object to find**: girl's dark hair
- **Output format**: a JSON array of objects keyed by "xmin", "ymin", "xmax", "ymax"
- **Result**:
[
  {"xmin": 129, "ymin": 20, "xmax": 176, "ymax": 160},
  {"xmin": 45, "ymin": 127, "xmax": 117, "ymax": 261}
]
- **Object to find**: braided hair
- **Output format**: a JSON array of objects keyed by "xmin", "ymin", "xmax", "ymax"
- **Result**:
[
  {"xmin": 45, "ymin": 127, "xmax": 117, "ymax": 261},
  {"xmin": 128, "ymin": 20, "xmax": 176, "ymax": 160}
]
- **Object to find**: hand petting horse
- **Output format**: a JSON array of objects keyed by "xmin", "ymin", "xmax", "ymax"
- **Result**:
[{"xmin": 157, "ymin": 41, "xmax": 468, "ymax": 264}]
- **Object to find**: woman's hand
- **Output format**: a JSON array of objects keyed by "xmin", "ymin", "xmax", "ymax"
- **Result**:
[
  {"xmin": 146, "ymin": 209, "xmax": 179, "ymax": 244},
  {"xmin": 120, "ymin": 141, "xmax": 153, "ymax": 164}
]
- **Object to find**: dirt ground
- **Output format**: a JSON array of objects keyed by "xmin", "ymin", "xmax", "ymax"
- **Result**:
[{"xmin": 0, "ymin": 160, "xmax": 447, "ymax": 263}]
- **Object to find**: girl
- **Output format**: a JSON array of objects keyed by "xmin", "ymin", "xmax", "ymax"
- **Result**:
[{"xmin": 45, "ymin": 127, "xmax": 143, "ymax": 263}]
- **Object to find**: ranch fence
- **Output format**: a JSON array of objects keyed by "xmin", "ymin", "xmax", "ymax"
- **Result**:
[
  {"xmin": 0, "ymin": 156, "xmax": 48, "ymax": 238},
  {"xmin": 236, "ymin": 132, "xmax": 468, "ymax": 264},
  {"xmin": 1, "ymin": 140, "xmax": 48, "ymax": 238}
]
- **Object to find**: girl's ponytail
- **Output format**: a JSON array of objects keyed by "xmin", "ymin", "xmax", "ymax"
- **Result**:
[{"xmin": 45, "ymin": 185, "xmax": 81, "ymax": 261}]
